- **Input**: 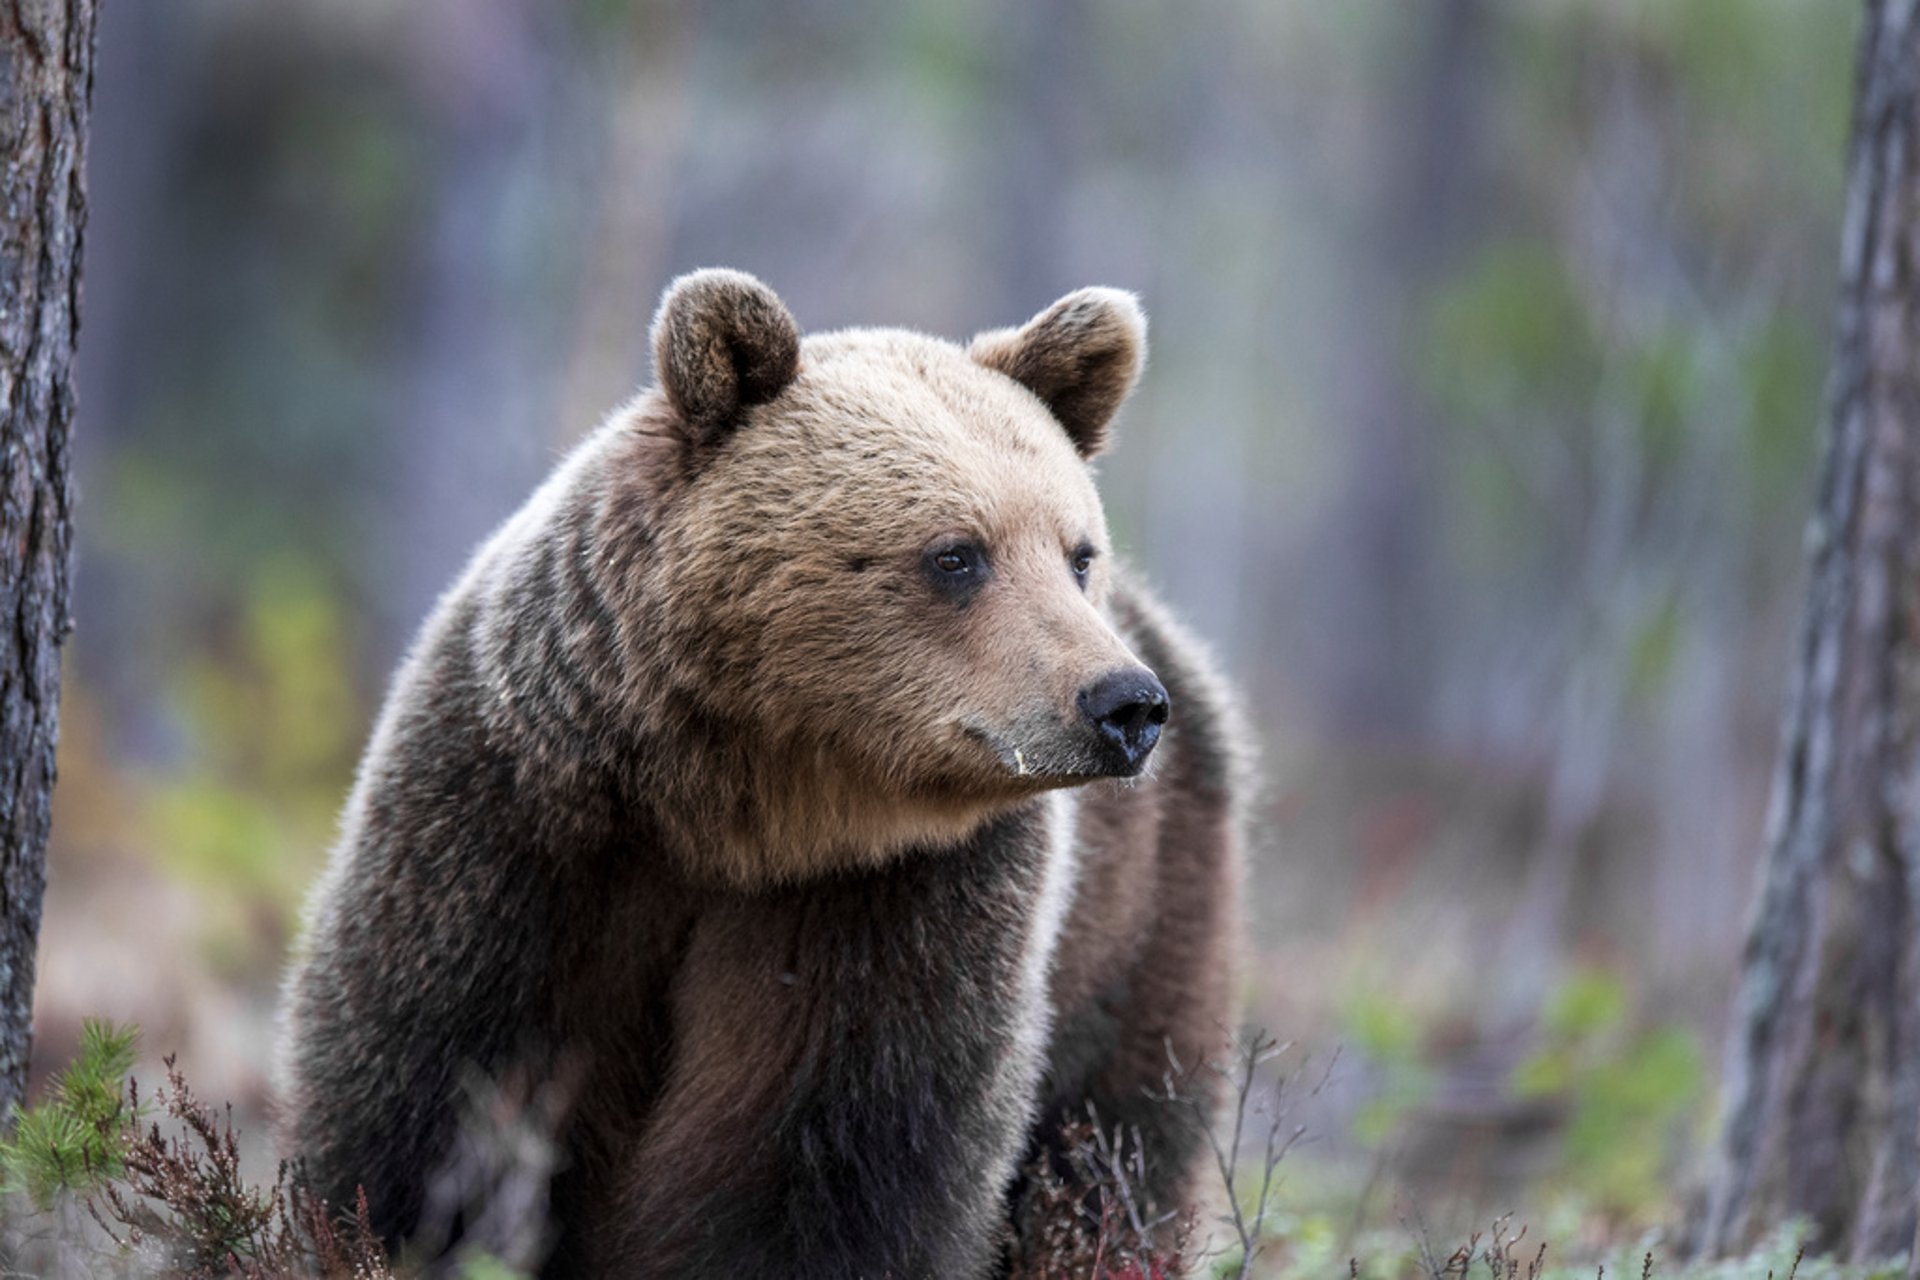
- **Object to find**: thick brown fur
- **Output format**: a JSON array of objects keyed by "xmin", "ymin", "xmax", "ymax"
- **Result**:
[
  {"xmin": 275, "ymin": 270, "xmax": 1248, "ymax": 1277},
  {"xmin": 969, "ymin": 287, "xmax": 1146, "ymax": 459}
]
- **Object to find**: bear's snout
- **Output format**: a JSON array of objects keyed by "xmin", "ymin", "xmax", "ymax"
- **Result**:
[{"xmin": 1077, "ymin": 667, "xmax": 1170, "ymax": 775}]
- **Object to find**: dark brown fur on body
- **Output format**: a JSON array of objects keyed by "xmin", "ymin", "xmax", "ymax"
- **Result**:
[{"xmin": 276, "ymin": 270, "xmax": 1247, "ymax": 1276}]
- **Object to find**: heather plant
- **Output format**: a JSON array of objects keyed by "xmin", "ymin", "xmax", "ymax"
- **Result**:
[
  {"xmin": 1008, "ymin": 1115, "xmax": 1196, "ymax": 1280},
  {"xmin": 91, "ymin": 1055, "xmax": 392, "ymax": 1278},
  {"xmin": 0, "ymin": 1023, "xmax": 399, "ymax": 1279}
]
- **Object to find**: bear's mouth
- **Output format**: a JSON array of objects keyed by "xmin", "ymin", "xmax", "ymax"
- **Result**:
[{"xmin": 959, "ymin": 721, "xmax": 1149, "ymax": 786}]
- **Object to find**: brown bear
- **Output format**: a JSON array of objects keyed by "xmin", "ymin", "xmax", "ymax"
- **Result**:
[{"xmin": 275, "ymin": 269, "xmax": 1248, "ymax": 1277}]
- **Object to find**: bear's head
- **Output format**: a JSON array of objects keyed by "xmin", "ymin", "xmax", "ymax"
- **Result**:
[{"xmin": 611, "ymin": 268, "xmax": 1164, "ymax": 884}]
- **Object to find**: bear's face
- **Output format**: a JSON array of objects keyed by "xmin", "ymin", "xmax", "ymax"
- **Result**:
[{"xmin": 622, "ymin": 271, "xmax": 1166, "ymax": 877}]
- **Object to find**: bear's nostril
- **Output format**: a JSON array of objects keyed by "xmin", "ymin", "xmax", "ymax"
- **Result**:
[{"xmin": 1077, "ymin": 668, "xmax": 1172, "ymax": 769}]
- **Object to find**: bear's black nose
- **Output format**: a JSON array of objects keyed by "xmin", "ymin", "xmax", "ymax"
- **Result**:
[{"xmin": 1078, "ymin": 668, "xmax": 1170, "ymax": 773}]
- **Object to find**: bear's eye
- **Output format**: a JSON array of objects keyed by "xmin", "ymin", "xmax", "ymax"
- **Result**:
[
  {"xmin": 1071, "ymin": 544, "xmax": 1097, "ymax": 584},
  {"xmin": 923, "ymin": 540, "xmax": 990, "ymax": 602}
]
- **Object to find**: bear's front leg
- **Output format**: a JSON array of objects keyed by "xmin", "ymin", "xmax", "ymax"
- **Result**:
[{"xmin": 590, "ymin": 798, "xmax": 1076, "ymax": 1279}]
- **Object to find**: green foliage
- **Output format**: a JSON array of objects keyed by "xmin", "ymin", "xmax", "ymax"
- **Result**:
[
  {"xmin": 1512, "ymin": 969, "xmax": 1704, "ymax": 1217},
  {"xmin": 1419, "ymin": 242, "xmax": 1603, "ymax": 576},
  {"xmin": 1741, "ymin": 312, "xmax": 1825, "ymax": 504},
  {"xmin": 1644, "ymin": 0, "xmax": 1857, "ymax": 200},
  {"xmin": 1626, "ymin": 331, "xmax": 1697, "ymax": 471},
  {"xmin": 896, "ymin": 0, "xmax": 998, "ymax": 118},
  {"xmin": 1422, "ymin": 242, "xmax": 1601, "ymax": 427},
  {"xmin": 1256, "ymin": 1217, "xmax": 1867, "ymax": 1280},
  {"xmin": 144, "ymin": 556, "xmax": 362, "ymax": 969},
  {"xmin": 1542, "ymin": 968, "xmax": 1628, "ymax": 1043},
  {"xmin": 1624, "ymin": 594, "xmax": 1685, "ymax": 702},
  {"xmin": 1334, "ymin": 970, "xmax": 1701, "ymax": 1218},
  {"xmin": 1338, "ymin": 990, "xmax": 1434, "ymax": 1147},
  {"xmin": 0, "ymin": 1019, "xmax": 140, "ymax": 1208}
]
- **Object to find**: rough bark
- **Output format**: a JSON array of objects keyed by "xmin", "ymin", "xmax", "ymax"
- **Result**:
[
  {"xmin": 1700, "ymin": 0, "xmax": 1920, "ymax": 1260},
  {"xmin": 0, "ymin": 0, "xmax": 95, "ymax": 1121}
]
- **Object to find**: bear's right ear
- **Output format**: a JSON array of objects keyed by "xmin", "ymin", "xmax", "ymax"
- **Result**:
[
  {"xmin": 650, "ymin": 268, "xmax": 802, "ymax": 448},
  {"xmin": 969, "ymin": 288, "xmax": 1146, "ymax": 459}
]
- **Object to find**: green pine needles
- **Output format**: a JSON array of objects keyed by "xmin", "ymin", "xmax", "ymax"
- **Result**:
[{"xmin": 0, "ymin": 1018, "xmax": 140, "ymax": 1208}]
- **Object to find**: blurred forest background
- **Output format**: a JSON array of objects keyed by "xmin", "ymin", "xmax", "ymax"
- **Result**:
[{"xmin": 38, "ymin": 0, "xmax": 1858, "ymax": 1256}]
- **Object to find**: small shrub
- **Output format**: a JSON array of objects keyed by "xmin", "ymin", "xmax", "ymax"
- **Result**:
[
  {"xmin": 1008, "ymin": 1116, "xmax": 1194, "ymax": 1280},
  {"xmin": 0, "ymin": 1025, "xmax": 399, "ymax": 1278},
  {"xmin": 91, "ymin": 1054, "xmax": 393, "ymax": 1278},
  {"xmin": 1, "ymin": 1018, "xmax": 141, "ymax": 1207}
]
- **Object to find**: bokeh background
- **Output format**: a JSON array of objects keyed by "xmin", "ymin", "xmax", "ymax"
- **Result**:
[{"xmin": 39, "ymin": 0, "xmax": 1857, "ymax": 1257}]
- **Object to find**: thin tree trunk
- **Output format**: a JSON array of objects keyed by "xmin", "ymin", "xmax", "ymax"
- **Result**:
[
  {"xmin": 380, "ymin": 0, "xmax": 564, "ymax": 672},
  {"xmin": 0, "ymin": 0, "xmax": 95, "ymax": 1121},
  {"xmin": 1700, "ymin": 1, "xmax": 1920, "ymax": 1260},
  {"xmin": 1315, "ymin": 0, "xmax": 1485, "ymax": 742},
  {"xmin": 990, "ymin": 0, "xmax": 1083, "ymax": 319}
]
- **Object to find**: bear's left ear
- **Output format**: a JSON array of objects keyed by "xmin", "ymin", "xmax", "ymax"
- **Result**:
[
  {"xmin": 650, "ymin": 268, "xmax": 802, "ymax": 449},
  {"xmin": 969, "ymin": 288, "xmax": 1147, "ymax": 459}
]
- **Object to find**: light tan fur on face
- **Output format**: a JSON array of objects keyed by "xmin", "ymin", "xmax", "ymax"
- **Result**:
[{"xmin": 596, "ymin": 325, "xmax": 1147, "ymax": 887}]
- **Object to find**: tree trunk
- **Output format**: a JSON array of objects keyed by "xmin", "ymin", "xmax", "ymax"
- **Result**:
[
  {"xmin": 0, "ymin": 0, "xmax": 95, "ymax": 1121},
  {"xmin": 1314, "ymin": 0, "xmax": 1485, "ymax": 742},
  {"xmin": 1700, "ymin": 1, "xmax": 1920, "ymax": 1260}
]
